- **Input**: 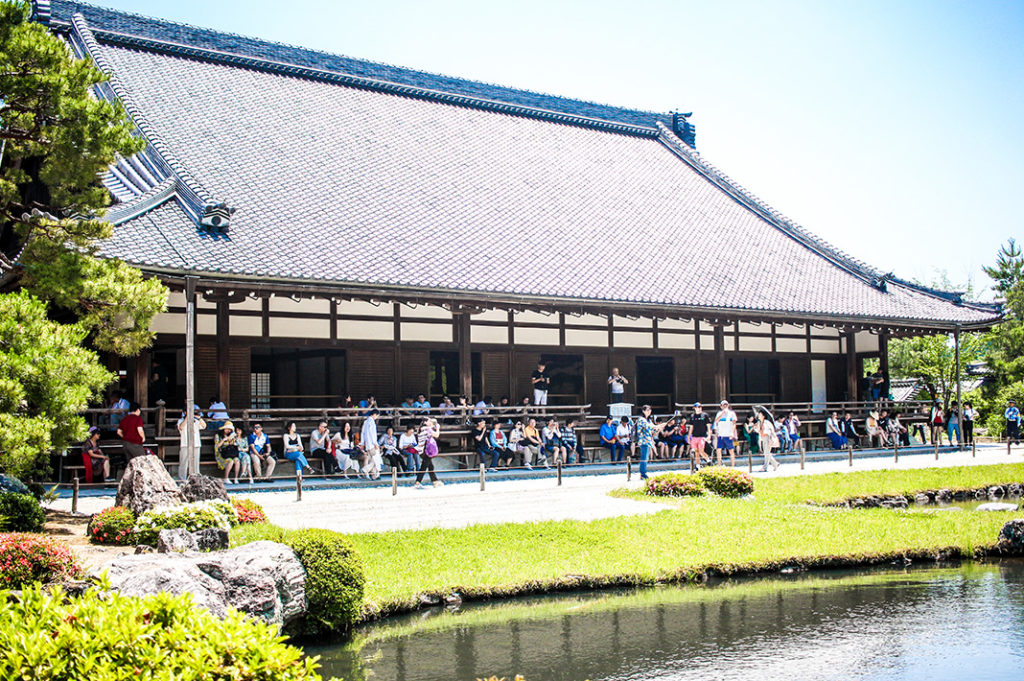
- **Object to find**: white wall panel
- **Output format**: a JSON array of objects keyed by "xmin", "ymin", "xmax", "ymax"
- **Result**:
[
  {"xmin": 738, "ymin": 336, "xmax": 772, "ymax": 352},
  {"xmin": 401, "ymin": 322, "xmax": 453, "ymax": 343},
  {"xmin": 338, "ymin": 301, "xmax": 393, "ymax": 317},
  {"xmin": 471, "ymin": 325, "xmax": 509, "ymax": 344},
  {"xmin": 270, "ymin": 317, "xmax": 330, "ymax": 339},
  {"xmin": 337, "ymin": 319, "xmax": 393, "ymax": 341},
  {"xmin": 565, "ymin": 328, "xmax": 609, "ymax": 347},
  {"xmin": 659, "ymin": 333, "xmax": 696, "ymax": 350},
  {"xmin": 230, "ymin": 316, "xmax": 263, "ymax": 337},
  {"xmin": 269, "ymin": 297, "xmax": 330, "ymax": 314},
  {"xmin": 776, "ymin": 337, "xmax": 808, "ymax": 353},
  {"xmin": 514, "ymin": 327, "xmax": 560, "ymax": 345},
  {"xmin": 614, "ymin": 331, "xmax": 653, "ymax": 348}
]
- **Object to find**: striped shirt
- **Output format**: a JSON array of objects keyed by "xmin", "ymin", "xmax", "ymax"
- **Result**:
[{"xmin": 635, "ymin": 417, "xmax": 655, "ymax": 448}]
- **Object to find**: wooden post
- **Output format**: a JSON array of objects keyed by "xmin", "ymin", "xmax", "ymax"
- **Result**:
[
  {"xmin": 458, "ymin": 312, "xmax": 472, "ymax": 401},
  {"xmin": 296, "ymin": 475, "xmax": 302, "ymax": 502},
  {"xmin": 894, "ymin": 440, "xmax": 899, "ymax": 463},
  {"xmin": 71, "ymin": 477, "xmax": 79, "ymax": 514},
  {"xmin": 954, "ymin": 326, "xmax": 962, "ymax": 451},
  {"xmin": 972, "ymin": 439, "xmax": 976, "ymax": 458},
  {"xmin": 557, "ymin": 461, "xmax": 562, "ymax": 486},
  {"xmin": 479, "ymin": 463, "xmax": 485, "ymax": 491},
  {"xmin": 714, "ymin": 325, "xmax": 727, "ymax": 399},
  {"xmin": 1009, "ymin": 439, "xmax": 1013, "ymax": 456},
  {"xmin": 216, "ymin": 300, "xmax": 230, "ymax": 409},
  {"xmin": 627, "ymin": 456, "xmax": 632, "ymax": 481},
  {"xmin": 800, "ymin": 448, "xmax": 805, "ymax": 470},
  {"xmin": 184, "ymin": 276, "xmax": 198, "ymax": 477},
  {"xmin": 391, "ymin": 467, "xmax": 398, "ymax": 496},
  {"xmin": 133, "ymin": 348, "xmax": 150, "ymax": 412},
  {"xmin": 747, "ymin": 448, "xmax": 752, "ymax": 473},
  {"xmin": 879, "ymin": 330, "xmax": 890, "ymax": 402},
  {"xmin": 936, "ymin": 439, "xmax": 940, "ymax": 460},
  {"xmin": 845, "ymin": 331, "xmax": 858, "ymax": 402},
  {"xmin": 689, "ymin": 451, "xmax": 695, "ymax": 474},
  {"xmin": 848, "ymin": 444, "xmax": 853, "ymax": 467}
]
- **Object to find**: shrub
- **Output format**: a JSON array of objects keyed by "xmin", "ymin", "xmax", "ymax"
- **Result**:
[
  {"xmin": 0, "ymin": 585, "xmax": 326, "ymax": 680},
  {"xmin": 697, "ymin": 466, "xmax": 755, "ymax": 498},
  {"xmin": 645, "ymin": 473, "xmax": 705, "ymax": 497},
  {"xmin": 287, "ymin": 529, "xmax": 366, "ymax": 637},
  {"xmin": 0, "ymin": 492, "xmax": 44, "ymax": 532},
  {"xmin": 133, "ymin": 500, "xmax": 237, "ymax": 546},
  {"xmin": 233, "ymin": 497, "xmax": 268, "ymax": 524},
  {"xmin": 87, "ymin": 506, "xmax": 137, "ymax": 545},
  {"xmin": 0, "ymin": 533, "xmax": 82, "ymax": 588}
]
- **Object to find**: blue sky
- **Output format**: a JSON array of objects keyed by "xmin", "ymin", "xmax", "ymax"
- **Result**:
[{"xmin": 94, "ymin": 0, "xmax": 1023, "ymax": 299}]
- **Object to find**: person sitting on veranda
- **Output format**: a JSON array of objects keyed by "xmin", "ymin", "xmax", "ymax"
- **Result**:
[
  {"xmin": 310, "ymin": 421, "xmax": 335, "ymax": 474},
  {"xmin": 826, "ymin": 411, "xmax": 846, "ymax": 449},
  {"xmin": 246, "ymin": 422, "xmax": 276, "ymax": 480},
  {"xmin": 488, "ymin": 420, "xmax": 514, "ymax": 468},
  {"xmin": 379, "ymin": 425, "xmax": 406, "ymax": 473},
  {"xmin": 599, "ymin": 415, "xmax": 622, "ymax": 462},
  {"xmin": 81, "ymin": 426, "xmax": 111, "ymax": 483},
  {"xmin": 616, "ymin": 417, "xmax": 634, "ymax": 460},
  {"xmin": 888, "ymin": 411, "xmax": 909, "ymax": 446},
  {"xmin": 524, "ymin": 417, "xmax": 547, "ymax": 469},
  {"xmin": 331, "ymin": 422, "xmax": 362, "ymax": 478},
  {"xmin": 542, "ymin": 418, "xmax": 568, "ymax": 466},
  {"xmin": 281, "ymin": 421, "xmax": 314, "ymax": 478},
  {"xmin": 864, "ymin": 410, "xmax": 889, "ymax": 447},
  {"xmin": 214, "ymin": 421, "xmax": 243, "ymax": 484},
  {"xmin": 474, "ymin": 419, "xmax": 500, "ymax": 472},
  {"xmin": 840, "ymin": 412, "xmax": 859, "ymax": 447},
  {"xmin": 207, "ymin": 396, "xmax": 229, "ymax": 430},
  {"xmin": 561, "ymin": 419, "xmax": 582, "ymax": 463},
  {"xmin": 775, "ymin": 417, "xmax": 791, "ymax": 453},
  {"xmin": 399, "ymin": 424, "xmax": 420, "ymax": 475},
  {"xmin": 509, "ymin": 420, "xmax": 529, "ymax": 467},
  {"xmin": 660, "ymin": 415, "xmax": 686, "ymax": 459},
  {"xmin": 784, "ymin": 412, "xmax": 805, "ymax": 455}
]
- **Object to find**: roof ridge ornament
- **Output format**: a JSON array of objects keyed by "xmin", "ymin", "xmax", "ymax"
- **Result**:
[{"xmin": 68, "ymin": 13, "xmax": 235, "ymax": 232}]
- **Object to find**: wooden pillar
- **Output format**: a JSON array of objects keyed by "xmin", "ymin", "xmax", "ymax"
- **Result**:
[
  {"xmin": 216, "ymin": 300, "xmax": 230, "ymax": 407},
  {"xmin": 184, "ymin": 276, "xmax": 198, "ymax": 474},
  {"xmin": 393, "ymin": 304, "xmax": 402, "ymax": 403},
  {"xmin": 133, "ymin": 348, "xmax": 150, "ymax": 410},
  {"xmin": 954, "ymin": 326, "xmax": 962, "ymax": 445},
  {"xmin": 879, "ymin": 329, "xmax": 890, "ymax": 400},
  {"xmin": 845, "ymin": 330, "xmax": 858, "ymax": 401},
  {"xmin": 457, "ymin": 311, "xmax": 472, "ymax": 399},
  {"xmin": 714, "ymin": 324, "xmax": 726, "ymax": 399}
]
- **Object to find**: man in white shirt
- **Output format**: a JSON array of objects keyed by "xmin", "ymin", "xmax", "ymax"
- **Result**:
[
  {"xmin": 714, "ymin": 399, "xmax": 738, "ymax": 467},
  {"xmin": 608, "ymin": 367, "xmax": 629, "ymax": 404},
  {"xmin": 361, "ymin": 410, "xmax": 382, "ymax": 479},
  {"xmin": 309, "ymin": 421, "xmax": 334, "ymax": 473}
]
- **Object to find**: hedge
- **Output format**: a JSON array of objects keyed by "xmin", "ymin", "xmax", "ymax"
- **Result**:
[{"xmin": 0, "ymin": 492, "xmax": 44, "ymax": 532}]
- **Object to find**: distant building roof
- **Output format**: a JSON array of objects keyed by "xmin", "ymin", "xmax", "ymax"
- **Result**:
[{"xmin": 38, "ymin": 1, "xmax": 1000, "ymax": 330}]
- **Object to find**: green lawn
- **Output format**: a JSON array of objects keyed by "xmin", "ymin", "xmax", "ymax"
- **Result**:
[{"xmin": 239, "ymin": 463, "xmax": 1024, "ymax": 619}]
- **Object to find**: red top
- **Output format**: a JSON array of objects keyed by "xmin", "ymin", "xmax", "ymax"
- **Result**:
[{"xmin": 119, "ymin": 413, "xmax": 145, "ymax": 444}]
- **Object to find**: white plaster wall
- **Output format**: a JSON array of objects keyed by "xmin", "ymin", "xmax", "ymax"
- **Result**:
[
  {"xmin": 269, "ymin": 317, "xmax": 330, "ymax": 339},
  {"xmin": 614, "ymin": 331, "xmax": 653, "ymax": 348},
  {"xmin": 269, "ymin": 297, "xmax": 330, "ymax": 314},
  {"xmin": 514, "ymin": 327, "xmax": 560, "ymax": 345},
  {"xmin": 471, "ymin": 325, "xmax": 509, "ymax": 344},
  {"xmin": 338, "ymin": 301, "xmax": 393, "ymax": 317},
  {"xmin": 401, "ymin": 322, "xmax": 453, "ymax": 343},
  {"xmin": 337, "ymin": 319, "xmax": 394, "ymax": 341},
  {"xmin": 565, "ymin": 328, "xmax": 609, "ymax": 347},
  {"xmin": 659, "ymin": 333, "xmax": 696, "ymax": 350}
]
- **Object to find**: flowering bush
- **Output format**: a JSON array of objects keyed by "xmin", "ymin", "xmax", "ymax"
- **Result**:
[
  {"xmin": 0, "ymin": 492, "xmax": 45, "ymax": 532},
  {"xmin": 232, "ymin": 498, "xmax": 268, "ymax": 524},
  {"xmin": 0, "ymin": 533, "xmax": 82, "ymax": 588},
  {"xmin": 697, "ymin": 466, "xmax": 755, "ymax": 498},
  {"xmin": 133, "ymin": 500, "xmax": 238, "ymax": 546},
  {"xmin": 87, "ymin": 506, "xmax": 137, "ymax": 545},
  {"xmin": 645, "ymin": 473, "xmax": 705, "ymax": 498}
]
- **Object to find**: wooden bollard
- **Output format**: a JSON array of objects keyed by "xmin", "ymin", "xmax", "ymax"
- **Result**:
[
  {"xmin": 479, "ymin": 463, "xmax": 486, "ymax": 491},
  {"xmin": 391, "ymin": 467, "xmax": 398, "ymax": 496},
  {"xmin": 972, "ymin": 440, "xmax": 976, "ymax": 458},
  {"xmin": 557, "ymin": 461, "xmax": 562, "ymax": 486},
  {"xmin": 936, "ymin": 440, "xmax": 940, "ymax": 460},
  {"xmin": 296, "ymin": 476, "xmax": 302, "ymax": 502},
  {"xmin": 72, "ymin": 477, "xmax": 79, "ymax": 514},
  {"xmin": 627, "ymin": 457, "xmax": 632, "ymax": 481},
  {"xmin": 799, "ymin": 448, "xmax": 805, "ymax": 470},
  {"xmin": 893, "ymin": 441, "xmax": 899, "ymax": 463},
  {"xmin": 847, "ymin": 445, "xmax": 853, "ymax": 467},
  {"xmin": 689, "ymin": 453, "xmax": 695, "ymax": 474},
  {"xmin": 1009, "ymin": 439, "xmax": 1013, "ymax": 456},
  {"xmin": 747, "ymin": 450, "xmax": 752, "ymax": 473}
]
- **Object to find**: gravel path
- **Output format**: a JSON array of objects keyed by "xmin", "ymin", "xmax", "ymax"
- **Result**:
[{"xmin": 48, "ymin": 445, "xmax": 1023, "ymax": 535}]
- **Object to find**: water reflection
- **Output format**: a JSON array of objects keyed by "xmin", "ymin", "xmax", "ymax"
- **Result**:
[{"xmin": 309, "ymin": 560, "xmax": 1024, "ymax": 681}]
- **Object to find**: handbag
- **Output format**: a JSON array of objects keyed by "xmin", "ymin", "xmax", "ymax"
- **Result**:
[{"xmin": 424, "ymin": 437, "xmax": 439, "ymax": 458}]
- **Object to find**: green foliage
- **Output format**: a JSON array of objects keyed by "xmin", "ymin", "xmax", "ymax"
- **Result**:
[
  {"xmin": 133, "ymin": 500, "xmax": 237, "ymax": 547},
  {"xmin": 284, "ymin": 529, "xmax": 366, "ymax": 637},
  {"xmin": 888, "ymin": 331, "xmax": 986, "ymax": 406},
  {"xmin": 695, "ymin": 466, "xmax": 754, "ymax": 498},
  {"xmin": 0, "ymin": 291, "xmax": 113, "ymax": 479},
  {"xmin": 233, "ymin": 525, "xmax": 366, "ymax": 636},
  {"xmin": 984, "ymin": 240, "xmax": 1024, "ymax": 391},
  {"xmin": 87, "ymin": 506, "xmax": 136, "ymax": 545},
  {"xmin": 0, "ymin": 491, "xmax": 44, "ymax": 531},
  {"xmin": 645, "ymin": 473, "xmax": 705, "ymax": 497},
  {"xmin": 0, "ymin": 0, "xmax": 167, "ymax": 355},
  {"xmin": 983, "ymin": 381, "xmax": 1024, "ymax": 437},
  {"xmin": 0, "ymin": 532, "xmax": 81, "ymax": 587},
  {"xmin": 0, "ymin": 584, "xmax": 327, "ymax": 680}
]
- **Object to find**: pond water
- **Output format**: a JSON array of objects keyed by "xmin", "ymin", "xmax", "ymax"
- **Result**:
[{"xmin": 309, "ymin": 560, "xmax": 1024, "ymax": 681}]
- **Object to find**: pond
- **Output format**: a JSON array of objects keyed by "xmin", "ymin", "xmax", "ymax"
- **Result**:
[{"xmin": 308, "ymin": 560, "xmax": 1024, "ymax": 681}]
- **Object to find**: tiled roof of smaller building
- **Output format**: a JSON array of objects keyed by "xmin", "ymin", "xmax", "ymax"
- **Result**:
[{"xmin": 39, "ymin": 2, "xmax": 999, "ymax": 329}]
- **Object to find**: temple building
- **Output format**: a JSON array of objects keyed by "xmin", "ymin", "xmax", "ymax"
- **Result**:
[{"xmin": 35, "ymin": 1, "xmax": 1000, "ymax": 414}]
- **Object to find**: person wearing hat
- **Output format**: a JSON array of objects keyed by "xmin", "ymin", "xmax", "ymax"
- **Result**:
[
  {"xmin": 688, "ymin": 403, "xmax": 712, "ymax": 468},
  {"xmin": 1006, "ymin": 399, "xmax": 1021, "ymax": 444},
  {"xmin": 80, "ymin": 426, "xmax": 111, "ymax": 483},
  {"xmin": 713, "ymin": 400, "xmax": 738, "ymax": 467},
  {"xmin": 214, "ymin": 420, "xmax": 242, "ymax": 483}
]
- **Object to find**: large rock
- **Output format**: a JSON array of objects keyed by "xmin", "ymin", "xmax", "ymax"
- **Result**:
[
  {"xmin": 115, "ymin": 456, "xmax": 184, "ymax": 515},
  {"xmin": 157, "ymin": 528, "xmax": 198, "ymax": 553},
  {"xmin": 179, "ymin": 475, "xmax": 230, "ymax": 504},
  {"xmin": 193, "ymin": 528, "xmax": 230, "ymax": 552},
  {"xmin": 998, "ymin": 519, "xmax": 1024, "ymax": 551},
  {"xmin": 977, "ymin": 502, "xmax": 1019, "ymax": 512},
  {"xmin": 93, "ymin": 541, "xmax": 306, "ymax": 627}
]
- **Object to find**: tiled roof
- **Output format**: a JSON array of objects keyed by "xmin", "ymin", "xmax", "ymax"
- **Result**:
[{"xmin": 40, "ymin": 3, "xmax": 998, "ymax": 328}]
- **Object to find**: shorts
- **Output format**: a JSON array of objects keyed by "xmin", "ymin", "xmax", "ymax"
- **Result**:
[
  {"xmin": 717, "ymin": 437, "xmax": 735, "ymax": 450},
  {"xmin": 667, "ymin": 435, "xmax": 686, "ymax": 446},
  {"xmin": 690, "ymin": 437, "xmax": 706, "ymax": 454},
  {"xmin": 790, "ymin": 434, "xmax": 800, "ymax": 442}
]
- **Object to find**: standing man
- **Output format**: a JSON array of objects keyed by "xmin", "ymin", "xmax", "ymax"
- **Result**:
[
  {"xmin": 531, "ymin": 361, "xmax": 550, "ymax": 407},
  {"xmin": 361, "ymin": 409, "xmax": 382, "ymax": 479},
  {"xmin": 608, "ymin": 367, "xmax": 629, "ymax": 404},
  {"xmin": 687, "ymin": 402, "xmax": 712, "ymax": 468},
  {"xmin": 713, "ymin": 399, "xmax": 738, "ymax": 467},
  {"xmin": 1006, "ymin": 399, "xmax": 1021, "ymax": 444},
  {"xmin": 962, "ymin": 401, "xmax": 977, "ymax": 447},
  {"xmin": 117, "ymin": 402, "xmax": 147, "ymax": 460},
  {"xmin": 634, "ymin": 404, "xmax": 669, "ymax": 480}
]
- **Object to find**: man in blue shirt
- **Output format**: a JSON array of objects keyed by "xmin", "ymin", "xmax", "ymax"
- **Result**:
[
  {"xmin": 413, "ymin": 393, "xmax": 432, "ymax": 412},
  {"xmin": 1006, "ymin": 399, "xmax": 1021, "ymax": 444},
  {"xmin": 246, "ymin": 423, "xmax": 276, "ymax": 479},
  {"xmin": 599, "ymin": 415, "xmax": 624, "ymax": 462}
]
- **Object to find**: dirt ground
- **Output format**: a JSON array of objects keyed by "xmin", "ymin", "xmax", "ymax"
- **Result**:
[{"xmin": 44, "ymin": 509, "xmax": 134, "ymax": 570}]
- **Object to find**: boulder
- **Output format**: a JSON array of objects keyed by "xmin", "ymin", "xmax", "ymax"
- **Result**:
[
  {"xmin": 1008, "ymin": 483, "xmax": 1023, "ymax": 497},
  {"xmin": 998, "ymin": 519, "xmax": 1024, "ymax": 551},
  {"xmin": 193, "ymin": 528, "xmax": 230, "ymax": 552},
  {"xmin": 914, "ymin": 493, "xmax": 932, "ymax": 505},
  {"xmin": 179, "ymin": 475, "xmax": 230, "ymax": 504},
  {"xmin": 936, "ymin": 489, "xmax": 953, "ymax": 503},
  {"xmin": 976, "ymin": 502, "xmax": 1019, "ymax": 512},
  {"xmin": 93, "ymin": 540, "xmax": 306, "ymax": 628},
  {"xmin": 988, "ymin": 486, "xmax": 1006, "ymax": 499},
  {"xmin": 115, "ymin": 456, "xmax": 184, "ymax": 515},
  {"xmin": 158, "ymin": 528, "xmax": 198, "ymax": 553}
]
